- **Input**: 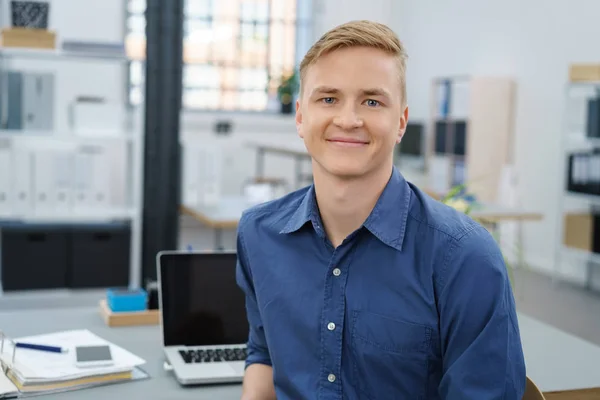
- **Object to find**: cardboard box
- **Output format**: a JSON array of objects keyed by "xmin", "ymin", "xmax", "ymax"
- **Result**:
[
  {"xmin": 564, "ymin": 213, "xmax": 594, "ymax": 251},
  {"xmin": 0, "ymin": 27, "xmax": 56, "ymax": 49},
  {"xmin": 569, "ymin": 64, "xmax": 600, "ymax": 82}
]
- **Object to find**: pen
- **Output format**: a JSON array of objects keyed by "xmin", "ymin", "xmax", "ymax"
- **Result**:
[{"xmin": 15, "ymin": 342, "xmax": 68, "ymax": 353}]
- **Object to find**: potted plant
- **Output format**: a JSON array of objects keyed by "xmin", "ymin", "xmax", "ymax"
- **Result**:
[{"xmin": 277, "ymin": 70, "xmax": 299, "ymax": 115}]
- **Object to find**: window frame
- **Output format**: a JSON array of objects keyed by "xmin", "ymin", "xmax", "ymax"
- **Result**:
[{"xmin": 125, "ymin": 0, "xmax": 313, "ymax": 113}]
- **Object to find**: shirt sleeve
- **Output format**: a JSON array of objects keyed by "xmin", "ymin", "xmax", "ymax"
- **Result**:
[
  {"xmin": 235, "ymin": 217, "xmax": 272, "ymax": 368},
  {"xmin": 437, "ymin": 225, "xmax": 526, "ymax": 399}
]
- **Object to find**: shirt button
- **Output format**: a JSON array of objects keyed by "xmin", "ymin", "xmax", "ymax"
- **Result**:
[
  {"xmin": 328, "ymin": 373, "xmax": 336, "ymax": 383},
  {"xmin": 333, "ymin": 268, "xmax": 341, "ymax": 276},
  {"xmin": 327, "ymin": 322, "xmax": 336, "ymax": 331}
]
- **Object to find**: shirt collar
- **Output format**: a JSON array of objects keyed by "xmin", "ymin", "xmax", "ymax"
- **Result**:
[
  {"xmin": 279, "ymin": 185, "xmax": 320, "ymax": 234},
  {"xmin": 280, "ymin": 167, "xmax": 411, "ymax": 251},
  {"xmin": 362, "ymin": 166, "xmax": 410, "ymax": 251}
]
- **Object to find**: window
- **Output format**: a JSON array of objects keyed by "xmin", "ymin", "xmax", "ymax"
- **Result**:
[{"xmin": 125, "ymin": 0, "xmax": 313, "ymax": 111}]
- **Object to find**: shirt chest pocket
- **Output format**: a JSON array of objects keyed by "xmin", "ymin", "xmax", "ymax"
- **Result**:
[{"xmin": 350, "ymin": 310, "xmax": 433, "ymax": 400}]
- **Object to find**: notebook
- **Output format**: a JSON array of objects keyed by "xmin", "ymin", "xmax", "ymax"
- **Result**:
[{"xmin": 0, "ymin": 329, "xmax": 149, "ymax": 398}]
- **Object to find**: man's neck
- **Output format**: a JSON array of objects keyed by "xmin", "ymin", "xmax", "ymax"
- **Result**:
[{"xmin": 313, "ymin": 163, "xmax": 393, "ymax": 248}]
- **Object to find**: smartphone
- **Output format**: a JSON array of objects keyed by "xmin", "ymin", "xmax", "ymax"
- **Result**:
[{"xmin": 74, "ymin": 345, "xmax": 114, "ymax": 368}]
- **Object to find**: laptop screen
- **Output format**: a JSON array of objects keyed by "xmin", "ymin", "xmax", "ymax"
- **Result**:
[{"xmin": 159, "ymin": 252, "xmax": 249, "ymax": 347}]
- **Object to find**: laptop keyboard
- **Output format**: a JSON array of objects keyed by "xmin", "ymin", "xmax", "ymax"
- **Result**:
[{"xmin": 179, "ymin": 348, "xmax": 247, "ymax": 364}]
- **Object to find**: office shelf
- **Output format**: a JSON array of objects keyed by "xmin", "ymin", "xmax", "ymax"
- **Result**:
[
  {"xmin": 426, "ymin": 76, "xmax": 516, "ymax": 202},
  {"xmin": 565, "ymin": 191, "xmax": 600, "ymax": 205},
  {"xmin": 555, "ymin": 78, "xmax": 600, "ymax": 289},
  {"xmin": 0, "ymin": 47, "xmax": 130, "ymax": 63},
  {"xmin": 0, "ymin": 12, "xmax": 143, "ymax": 291},
  {"xmin": 562, "ymin": 246, "xmax": 600, "ymax": 265},
  {"xmin": 0, "ymin": 207, "xmax": 137, "ymax": 224}
]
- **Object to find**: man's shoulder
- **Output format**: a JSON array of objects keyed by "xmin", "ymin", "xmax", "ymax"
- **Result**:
[
  {"xmin": 408, "ymin": 183, "xmax": 483, "ymax": 243},
  {"xmin": 239, "ymin": 186, "xmax": 310, "ymax": 234}
]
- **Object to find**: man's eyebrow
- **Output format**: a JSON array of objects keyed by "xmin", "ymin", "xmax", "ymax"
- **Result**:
[
  {"xmin": 310, "ymin": 86, "xmax": 340, "ymax": 96},
  {"xmin": 362, "ymin": 88, "xmax": 391, "ymax": 98}
]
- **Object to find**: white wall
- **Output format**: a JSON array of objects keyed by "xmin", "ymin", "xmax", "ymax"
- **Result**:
[{"xmin": 392, "ymin": 0, "xmax": 600, "ymax": 284}]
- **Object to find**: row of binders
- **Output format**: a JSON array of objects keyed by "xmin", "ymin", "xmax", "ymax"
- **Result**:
[
  {"xmin": 567, "ymin": 150, "xmax": 600, "ymax": 196},
  {"xmin": 0, "ymin": 137, "xmax": 125, "ymax": 218},
  {"xmin": 0, "ymin": 329, "xmax": 147, "ymax": 398}
]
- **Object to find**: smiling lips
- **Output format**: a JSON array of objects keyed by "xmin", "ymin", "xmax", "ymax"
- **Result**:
[{"xmin": 326, "ymin": 137, "xmax": 369, "ymax": 147}]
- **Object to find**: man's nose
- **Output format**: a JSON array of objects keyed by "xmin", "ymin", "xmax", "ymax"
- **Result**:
[{"xmin": 333, "ymin": 104, "xmax": 364, "ymax": 130}]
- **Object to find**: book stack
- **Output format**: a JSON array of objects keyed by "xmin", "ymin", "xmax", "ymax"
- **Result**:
[{"xmin": 0, "ymin": 329, "xmax": 148, "ymax": 398}]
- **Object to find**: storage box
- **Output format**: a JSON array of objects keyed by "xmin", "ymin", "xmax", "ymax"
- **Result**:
[
  {"xmin": 0, "ymin": 225, "xmax": 69, "ymax": 291},
  {"xmin": 99, "ymin": 299, "xmax": 159, "ymax": 327},
  {"xmin": 107, "ymin": 288, "xmax": 147, "ymax": 312},
  {"xmin": 563, "ymin": 212, "xmax": 600, "ymax": 253},
  {"xmin": 569, "ymin": 64, "xmax": 600, "ymax": 82},
  {"xmin": 0, "ymin": 27, "xmax": 56, "ymax": 49},
  {"xmin": 67, "ymin": 223, "xmax": 130, "ymax": 288}
]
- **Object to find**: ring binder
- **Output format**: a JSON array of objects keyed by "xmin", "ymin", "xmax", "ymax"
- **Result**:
[
  {"xmin": 0, "ymin": 329, "xmax": 149, "ymax": 397},
  {"xmin": 0, "ymin": 329, "xmax": 17, "ymax": 374}
]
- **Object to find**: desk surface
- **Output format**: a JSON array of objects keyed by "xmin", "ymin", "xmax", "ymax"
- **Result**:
[
  {"xmin": 182, "ymin": 195, "xmax": 543, "ymax": 228},
  {"xmin": 1, "ymin": 306, "xmax": 599, "ymax": 397},
  {"xmin": 0, "ymin": 307, "xmax": 242, "ymax": 400},
  {"xmin": 519, "ymin": 313, "xmax": 600, "ymax": 394},
  {"xmin": 180, "ymin": 197, "xmax": 254, "ymax": 229},
  {"xmin": 246, "ymin": 140, "xmax": 309, "ymax": 157}
]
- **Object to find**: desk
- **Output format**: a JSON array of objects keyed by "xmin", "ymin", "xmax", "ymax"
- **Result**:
[
  {"xmin": 181, "ymin": 195, "xmax": 543, "ymax": 251},
  {"xmin": 0, "ymin": 306, "xmax": 243, "ymax": 400},
  {"xmin": 180, "ymin": 197, "xmax": 253, "ymax": 249},
  {"xmin": 470, "ymin": 203, "xmax": 543, "ymax": 224},
  {"xmin": 246, "ymin": 141, "xmax": 311, "ymax": 189},
  {"xmin": 1, "ymin": 306, "xmax": 599, "ymax": 398},
  {"xmin": 518, "ymin": 313, "xmax": 600, "ymax": 398}
]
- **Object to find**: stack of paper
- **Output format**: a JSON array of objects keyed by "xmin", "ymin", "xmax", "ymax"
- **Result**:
[{"xmin": 0, "ymin": 329, "xmax": 148, "ymax": 398}]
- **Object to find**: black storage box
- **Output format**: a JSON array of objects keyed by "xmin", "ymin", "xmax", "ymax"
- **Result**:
[
  {"xmin": 68, "ymin": 223, "xmax": 130, "ymax": 288},
  {"xmin": 11, "ymin": 1, "xmax": 49, "ymax": 29},
  {"xmin": 1, "ymin": 225, "xmax": 69, "ymax": 291}
]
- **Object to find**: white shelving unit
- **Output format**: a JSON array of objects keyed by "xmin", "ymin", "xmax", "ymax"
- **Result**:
[
  {"xmin": 554, "ymin": 81, "xmax": 600, "ymax": 289},
  {"xmin": 0, "ymin": 45, "xmax": 144, "ymax": 291},
  {"xmin": 426, "ymin": 75, "xmax": 516, "ymax": 203}
]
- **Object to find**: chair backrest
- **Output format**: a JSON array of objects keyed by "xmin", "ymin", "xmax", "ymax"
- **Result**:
[{"xmin": 523, "ymin": 376, "xmax": 545, "ymax": 400}]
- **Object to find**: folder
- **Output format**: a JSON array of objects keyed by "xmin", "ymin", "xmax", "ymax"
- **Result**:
[
  {"xmin": 10, "ymin": 148, "xmax": 33, "ymax": 216},
  {"xmin": 0, "ymin": 329, "xmax": 148, "ymax": 398},
  {"xmin": 0, "ymin": 140, "xmax": 11, "ymax": 216},
  {"xmin": 32, "ymin": 149, "xmax": 57, "ymax": 215}
]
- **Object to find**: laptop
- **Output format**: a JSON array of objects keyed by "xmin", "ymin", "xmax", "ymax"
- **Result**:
[{"xmin": 156, "ymin": 250, "xmax": 249, "ymax": 385}]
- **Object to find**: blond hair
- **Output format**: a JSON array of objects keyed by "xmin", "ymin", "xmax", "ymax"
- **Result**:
[{"xmin": 299, "ymin": 20, "xmax": 408, "ymax": 105}]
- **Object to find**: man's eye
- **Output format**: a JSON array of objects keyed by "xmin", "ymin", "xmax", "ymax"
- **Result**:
[
  {"xmin": 366, "ymin": 99, "xmax": 380, "ymax": 107},
  {"xmin": 321, "ymin": 97, "xmax": 335, "ymax": 104}
]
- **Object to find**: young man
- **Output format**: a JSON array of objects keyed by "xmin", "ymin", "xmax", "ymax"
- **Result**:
[{"xmin": 236, "ymin": 20, "xmax": 526, "ymax": 400}]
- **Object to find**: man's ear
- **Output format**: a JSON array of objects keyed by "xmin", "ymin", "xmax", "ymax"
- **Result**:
[
  {"xmin": 396, "ymin": 105, "xmax": 409, "ymax": 144},
  {"xmin": 296, "ymin": 99, "xmax": 304, "ymax": 139}
]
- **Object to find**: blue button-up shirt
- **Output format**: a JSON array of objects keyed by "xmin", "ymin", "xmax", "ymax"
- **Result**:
[{"xmin": 236, "ymin": 167, "xmax": 526, "ymax": 399}]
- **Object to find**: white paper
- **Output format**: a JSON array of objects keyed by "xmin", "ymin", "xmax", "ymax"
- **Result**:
[
  {"xmin": 0, "ymin": 371, "xmax": 17, "ymax": 396},
  {"xmin": 1, "ymin": 329, "xmax": 145, "ymax": 383}
]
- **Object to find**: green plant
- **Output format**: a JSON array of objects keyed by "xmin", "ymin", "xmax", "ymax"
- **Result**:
[
  {"xmin": 277, "ymin": 70, "xmax": 300, "ymax": 105},
  {"xmin": 440, "ymin": 184, "xmax": 522, "ymax": 287}
]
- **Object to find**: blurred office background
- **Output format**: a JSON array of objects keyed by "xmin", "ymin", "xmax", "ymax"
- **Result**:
[{"xmin": 1, "ymin": 0, "xmax": 600, "ymax": 350}]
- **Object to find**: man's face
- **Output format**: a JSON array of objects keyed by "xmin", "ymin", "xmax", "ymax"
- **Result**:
[{"xmin": 296, "ymin": 46, "xmax": 408, "ymax": 180}]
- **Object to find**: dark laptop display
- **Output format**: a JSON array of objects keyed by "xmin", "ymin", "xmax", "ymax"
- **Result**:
[{"xmin": 159, "ymin": 252, "xmax": 249, "ymax": 348}]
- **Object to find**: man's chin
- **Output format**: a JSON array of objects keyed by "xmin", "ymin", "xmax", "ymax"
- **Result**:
[{"xmin": 321, "ymin": 164, "xmax": 366, "ymax": 180}]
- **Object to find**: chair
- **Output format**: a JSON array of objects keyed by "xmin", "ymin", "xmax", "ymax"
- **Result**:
[{"xmin": 523, "ymin": 376, "xmax": 545, "ymax": 400}]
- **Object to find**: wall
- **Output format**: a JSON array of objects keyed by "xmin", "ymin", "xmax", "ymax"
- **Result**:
[{"xmin": 392, "ymin": 0, "xmax": 600, "ymax": 284}]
